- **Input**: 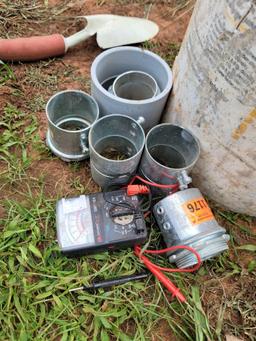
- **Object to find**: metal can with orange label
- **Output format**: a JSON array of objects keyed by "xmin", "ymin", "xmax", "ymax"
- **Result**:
[{"xmin": 153, "ymin": 188, "xmax": 230, "ymax": 268}]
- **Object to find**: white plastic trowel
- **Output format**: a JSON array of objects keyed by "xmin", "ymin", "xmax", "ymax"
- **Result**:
[{"xmin": 0, "ymin": 14, "xmax": 159, "ymax": 61}]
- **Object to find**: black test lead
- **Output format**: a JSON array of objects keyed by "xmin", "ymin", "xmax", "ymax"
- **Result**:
[{"xmin": 69, "ymin": 272, "xmax": 149, "ymax": 293}]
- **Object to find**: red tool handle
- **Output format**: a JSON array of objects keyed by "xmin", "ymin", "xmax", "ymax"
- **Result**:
[{"xmin": 0, "ymin": 34, "xmax": 66, "ymax": 62}]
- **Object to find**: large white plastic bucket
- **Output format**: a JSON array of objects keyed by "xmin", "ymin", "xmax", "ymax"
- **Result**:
[{"xmin": 164, "ymin": 0, "xmax": 256, "ymax": 216}]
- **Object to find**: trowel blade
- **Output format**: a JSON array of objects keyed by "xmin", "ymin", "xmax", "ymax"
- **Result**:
[{"xmin": 93, "ymin": 15, "xmax": 159, "ymax": 48}]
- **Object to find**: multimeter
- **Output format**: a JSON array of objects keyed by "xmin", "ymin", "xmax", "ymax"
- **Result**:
[{"xmin": 56, "ymin": 189, "xmax": 147, "ymax": 256}]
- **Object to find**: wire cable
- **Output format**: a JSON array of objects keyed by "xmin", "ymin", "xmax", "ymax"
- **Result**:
[
  {"xmin": 129, "ymin": 174, "xmax": 179, "ymax": 192},
  {"xmin": 136, "ymin": 245, "xmax": 201, "ymax": 272},
  {"xmin": 134, "ymin": 244, "xmax": 202, "ymax": 302}
]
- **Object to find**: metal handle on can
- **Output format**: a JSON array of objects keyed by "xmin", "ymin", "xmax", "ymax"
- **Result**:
[
  {"xmin": 177, "ymin": 170, "xmax": 192, "ymax": 190},
  {"xmin": 137, "ymin": 116, "xmax": 145, "ymax": 126}
]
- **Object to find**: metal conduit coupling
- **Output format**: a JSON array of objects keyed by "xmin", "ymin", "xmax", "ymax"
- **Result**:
[
  {"xmin": 139, "ymin": 124, "xmax": 200, "ymax": 194},
  {"xmin": 113, "ymin": 71, "xmax": 158, "ymax": 100},
  {"xmin": 88, "ymin": 114, "xmax": 145, "ymax": 188},
  {"xmin": 153, "ymin": 188, "xmax": 230, "ymax": 268},
  {"xmin": 46, "ymin": 90, "xmax": 99, "ymax": 162}
]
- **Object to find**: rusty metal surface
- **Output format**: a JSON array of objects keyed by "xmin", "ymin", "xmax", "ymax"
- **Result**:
[{"xmin": 164, "ymin": 0, "xmax": 256, "ymax": 216}]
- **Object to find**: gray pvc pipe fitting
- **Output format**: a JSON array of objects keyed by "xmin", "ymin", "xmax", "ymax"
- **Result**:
[
  {"xmin": 91, "ymin": 47, "xmax": 173, "ymax": 131},
  {"xmin": 46, "ymin": 90, "xmax": 99, "ymax": 162},
  {"xmin": 139, "ymin": 124, "xmax": 200, "ymax": 193},
  {"xmin": 88, "ymin": 114, "xmax": 145, "ymax": 188}
]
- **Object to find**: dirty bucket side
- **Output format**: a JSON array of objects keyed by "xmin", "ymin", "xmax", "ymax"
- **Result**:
[{"xmin": 163, "ymin": 0, "xmax": 256, "ymax": 216}]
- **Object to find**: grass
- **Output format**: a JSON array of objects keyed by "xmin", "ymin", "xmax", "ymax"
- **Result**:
[
  {"xmin": 0, "ymin": 1, "xmax": 255, "ymax": 340},
  {"xmin": 0, "ymin": 61, "xmax": 15, "ymax": 84},
  {"xmin": 142, "ymin": 41, "xmax": 181, "ymax": 67},
  {"xmin": 24, "ymin": 64, "xmax": 59, "ymax": 91},
  {"xmin": 1, "ymin": 177, "xmax": 254, "ymax": 340},
  {"xmin": 0, "ymin": 189, "xmax": 216, "ymax": 340},
  {"xmin": 0, "ymin": 104, "xmax": 38, "ymax": 184},
  {"xmin": 0, "ymin": 0, "xmax": 71, "ymax": 38}
]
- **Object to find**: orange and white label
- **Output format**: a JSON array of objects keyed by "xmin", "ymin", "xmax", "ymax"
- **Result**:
[{"xmin": 182, "ymin": 197, "xmax": 214, "ymax": 225}]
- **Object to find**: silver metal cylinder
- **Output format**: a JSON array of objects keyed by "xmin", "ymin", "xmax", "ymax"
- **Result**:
[
  {"xmin": 46, "ymin": 90, "xmax": 99, "ymax": 162},
  {"xmin": 89, "ymin": 115, "xmax": 145, "ymax": 188},
  {"xmin": 113, "ymin": 71, "xmax": 158, "ymax": 100},
  {"xmin": 153, "ymin": 188, "xmax": 230, "ymax": 268},
  {"xmin": 139, "ymin": 124, "xmax": 200, "ymax": 193}
]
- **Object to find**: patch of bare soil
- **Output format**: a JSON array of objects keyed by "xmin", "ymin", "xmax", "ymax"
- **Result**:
[
  {"xmin": 28, "ymin": 158, "xmax": 100, "ymax": 198},
  {"xmin": 151, "ymin": 319, "xmax": 179, "ymax": 341},
  {"xmin": 202, "ymin": 273, "xmax": 256, "ymax": 340}
]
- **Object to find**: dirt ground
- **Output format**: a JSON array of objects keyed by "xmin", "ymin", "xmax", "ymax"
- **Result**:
[
  {"xmin": 0, "ymin": 0, "xmax": 192, "ymax": 199},
  {"xmin": 0, "ymin": 1, "xmax": 255, "ymax": 340}
]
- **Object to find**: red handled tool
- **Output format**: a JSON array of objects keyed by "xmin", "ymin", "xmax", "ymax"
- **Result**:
[{"xmin": 0, "ymin": 15, "xmax": 158, "ymax": 62}]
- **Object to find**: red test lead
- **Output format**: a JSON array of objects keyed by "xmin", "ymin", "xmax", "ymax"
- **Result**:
[{"xmin": 134, "ymin": 245, "xmax": 202, "ymax": 303}]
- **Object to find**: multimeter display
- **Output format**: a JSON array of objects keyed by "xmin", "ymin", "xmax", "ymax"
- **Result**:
[{"xmin": 56, "ymin": 189, "xmax": 147, "ymax": 256}]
